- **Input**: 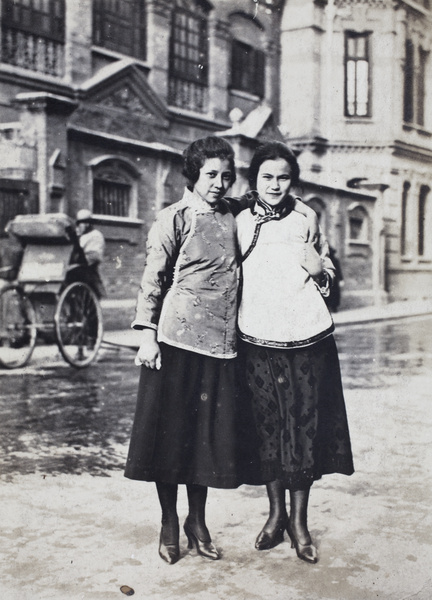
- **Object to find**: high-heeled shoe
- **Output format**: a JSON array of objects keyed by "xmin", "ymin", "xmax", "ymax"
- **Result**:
[
  {"xmin": 183, "ymin": 518, "xmax": 220, "ymax": 560},
  {"xmin": 286, "ymin": 519, "xmax": 318, "ymax": 564},
  {"xmin": 255, "ymin": 518, "xmax": 287, "ymax": 550},
  {"xmin": 158, "ymin": 529, "xmax": 180, "ymax": 565}
]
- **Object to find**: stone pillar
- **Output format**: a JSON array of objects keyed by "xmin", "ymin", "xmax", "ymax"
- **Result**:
[
  {"xmin": 64, "ymin": 0, "xmax": 93, "ymax": 85},
  {"xmin": 13, "ymin": 93, "xmax": 78, "ymax": 214},
  {"xmin": 146, "ymin": 0, "xmax": 171, "ymax": 103},
  {"xmin": 265, "ymin": 39, "xmax": 281, "ymax": 122},
  {"xmin": 208, "ymin": 17, "xmax": 231, "ymax": 121},
  {"xmin": 280, "ymin": 0, "xmax": 326, "ymax": 138}
]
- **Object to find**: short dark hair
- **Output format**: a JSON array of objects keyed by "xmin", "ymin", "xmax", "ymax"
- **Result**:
[
  {"xmin": 182, "ymin": 136, "xmax": 236, "ymax": 186},
  {"xmin": 248, "ymin": 141, "xmax": 300, "ymax": 190}
]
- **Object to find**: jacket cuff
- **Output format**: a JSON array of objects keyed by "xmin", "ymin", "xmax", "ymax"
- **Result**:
[
  {"xmin": 131, "ymin": 320, "xmax": 158, "ymax": 331},
  {"xmin": 316, "ymin": 270, "xmax": 332, "ymax": 297}
]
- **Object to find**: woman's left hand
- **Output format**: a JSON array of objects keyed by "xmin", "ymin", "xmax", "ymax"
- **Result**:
[{"xmin": 300, "ymin": 240, "xmax": 323, "ymax": 277}]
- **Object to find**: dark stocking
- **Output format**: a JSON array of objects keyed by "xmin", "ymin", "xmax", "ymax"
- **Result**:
[
  {"xmin": 263, "ymin": 480, "xmax": 288, "ymax": 532},
  {"xmin": 186, "ymin": 484, "xmax": 210, "ymax": 542},
  {"xmin": 289, "ymin": 487, "xmax": 312, "ymax": 545},
  {"xmin": 156, "ymin": 482, "xmax": 179, "ymax": 545}
]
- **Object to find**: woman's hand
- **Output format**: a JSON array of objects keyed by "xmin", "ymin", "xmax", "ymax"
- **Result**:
[
  {"xmin": 300, "ymin": 240, "xmax": 323, "ymax": 277},
  {"xmin": 134, "ymin": 328, "xmax": 162, "ymax": 370}
]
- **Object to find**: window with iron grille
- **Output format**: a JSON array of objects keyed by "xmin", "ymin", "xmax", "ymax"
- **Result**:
[
  {"xmin": 231, "ymin": 40, "xmax": 265, "ymax": 98},
  {"xmin": 93, "ymin": 179, "xmax": 131, "ymax": 218},
  {"xmin": 1, "ymin": 0, "xmax": 65, "ymax": 75},
  {"xmin": 93, "ymin": 0, "xmax": 146, "ymax": 60},
  {"xmin": 345, "ymin": 32, "xmax": 370, "ymax": 117},
  {"xmin": 0, "ymin": 181, "xmax": 39, "ymax": 238},
  {"xmin": 168, "ymin": 2, "xmax": 209, "ymax": 112}
]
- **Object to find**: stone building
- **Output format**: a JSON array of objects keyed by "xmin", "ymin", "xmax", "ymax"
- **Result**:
[
  {"xmin": 280, "ymin": 0, "xmax": 432, "ymax": 305},
  {"xmin": 0, "ymin": 0, "xmax": 430, "ymax": 307}
]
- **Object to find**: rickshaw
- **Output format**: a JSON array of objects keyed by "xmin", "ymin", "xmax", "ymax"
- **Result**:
[{"xmin": 0, "ymin": 213, "xmax": 103, "ymax": 369}]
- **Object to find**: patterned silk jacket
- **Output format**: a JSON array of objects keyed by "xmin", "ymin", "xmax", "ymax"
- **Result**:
[{"xmin": 132, "ymin": 187, "xmax": 239, "ymax": 359}]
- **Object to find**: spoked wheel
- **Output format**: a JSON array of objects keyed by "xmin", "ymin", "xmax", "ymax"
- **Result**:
[
  {"xmin": 0, "ymin": 285, "xmax": 37, "ymax": 368},
  {"xmin": 54, "ymin": 282, "xmax": 103, "ymax": 368}
]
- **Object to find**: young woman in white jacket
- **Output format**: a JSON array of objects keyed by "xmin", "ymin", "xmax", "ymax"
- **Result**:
[{"xmin": 236, "ymin": 141, "xmax": 354, "ymax": 564}]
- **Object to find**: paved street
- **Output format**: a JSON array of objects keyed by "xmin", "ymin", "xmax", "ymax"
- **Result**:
[{"xmin": 1, "ymin": 315, "xmax": 432, "ymax": 599}]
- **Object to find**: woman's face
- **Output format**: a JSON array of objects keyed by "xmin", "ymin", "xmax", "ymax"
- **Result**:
[
  {"xmin": 256, "ymin": 157, "xmax": 292, "ymax": 206},
  {"xmin": 194, "ymin": 157, "xmax": 232, "ymax": 205}
]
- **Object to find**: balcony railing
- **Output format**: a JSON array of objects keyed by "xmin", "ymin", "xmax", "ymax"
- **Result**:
[
  {"xmin": 168, "ymin": 78, "xmax": 208, "ymax": 113},
  {"xmin": 1, "ymin": 27, "xmax": 64, "ymax": 77}
]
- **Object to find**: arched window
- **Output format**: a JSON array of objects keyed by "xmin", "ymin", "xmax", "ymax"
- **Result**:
[
  {"xmin": 91, "ymin": 158, "xmax": 139, "ymax": 219},
  {"xmin": 93, "ymin": 0, "xmax": 146, "ymax": 60},
  {"xmin": 1, "ymin": 0, "xmax": 65, "ymax": 76},
  {"xmin": 168, "ymin": 0, "xmax": 210, "ymax": 113},
  {"xmin": 418, "ymin": 185, "xmax": 430, "ymax": 257},
  {"xmin": 229, "ymin": 13, "xmax": 265, "ymax": 98},
  {"xmin": 400, "ymin": 181, "xmax": 410, "ymax": 256},
  {"xmin": 348, "ymin": 204, "xmax": 369, "ymax": 243}
]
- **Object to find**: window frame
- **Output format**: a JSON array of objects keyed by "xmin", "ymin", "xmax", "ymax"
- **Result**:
[
  {"xmin": 0, "ymin": 179, "xmax": 39, "ymax": 238},
  {"xmin": 418, "ymin": 185, "xmax": 430, "ymax": 257},
  {"xmin": 347, "ymin": 204, "xmax": 370, "ymax": 244},
  {"xmin": 400, "ymin": 181, "xmax": 410, "ymax": 256},
  {"xmin": 404, "ymin": 39, "xmax": 429, "ymax": 127},
  {"xmin": 1, "ymin": 0, "xmax": 65, "ymax": 42},
  {"xmin": 92, "ymin": 0, "xmax": 147, "ymax": 61},
  {"xmin": 168, "ymin": 2, "xmax": 209, "ymax": 112},
  {"xmin": 344, "ymin": 31, "xmax": 371, "ymax": 118},
  {"xmin": 417, "ymin": 47, "xmax": 429, "ymax": 127},
  {"xmin": 91, "ymin": 158, "xmax": 139, "ymax": 221},
  {"xmin": 403, "ymin": 39, "xmax": 415, "ymax": 124},
  {"xmin": 230, "ymin": 39, "xmax": 265, "ymax": 98}
]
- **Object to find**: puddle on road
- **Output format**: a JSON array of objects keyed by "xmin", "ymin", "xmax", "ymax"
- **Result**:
[
  {"xmin": 0, "ymin": 348, "xmax": 139, "ymax": 477},
  {"xmin": 1, "ymin": 316, "xmax": 432, "ymax": 477},
  {"xmin": 335, "ymin": 316, "xmax": 432, "ymax": 389}
]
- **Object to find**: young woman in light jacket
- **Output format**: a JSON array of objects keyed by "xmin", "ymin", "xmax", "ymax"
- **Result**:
[{"xmin": 236, "ymin": 141, "xmax": 354, "ymax": 564}]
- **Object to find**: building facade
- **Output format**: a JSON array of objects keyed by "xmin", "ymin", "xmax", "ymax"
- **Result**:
[
  {"xmin": 280, "ymin": 0, "xmax": 432, "ymax": 304},
  {"xmin": 0, "ymin": 0, "xmax": 430, "ymax": 306}
]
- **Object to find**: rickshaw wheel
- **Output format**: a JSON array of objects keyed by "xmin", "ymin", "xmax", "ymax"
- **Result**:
[
  {"xmin": 0, "ymin": 284, "xmax": 37, "ymax": 369},
  {"xmin": 54, "ymin": 282, "xmax": 103, "ymax": 368}
]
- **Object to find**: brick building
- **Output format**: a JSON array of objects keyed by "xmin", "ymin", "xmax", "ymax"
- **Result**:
[{"xmin": 0, "ymin": 0, "xmax": 430, "ymax": 307}]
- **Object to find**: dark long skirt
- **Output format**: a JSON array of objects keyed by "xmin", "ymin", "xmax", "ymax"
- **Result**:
[
  {"xmin": 239, "ymin": 335, "xmax": 354, "ymax": 490},
  {"xmin": 124, "ymin": 343, "xmax": 262, "ymax": 489}
]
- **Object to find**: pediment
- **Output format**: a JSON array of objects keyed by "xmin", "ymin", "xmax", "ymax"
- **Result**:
[
  {"xmin": 256, "ymin": 112, "xmax": 284, "ymax": 143},
  {"xmin": 70, "ymin": 60, "xmax": 169, "ymax": 143}
]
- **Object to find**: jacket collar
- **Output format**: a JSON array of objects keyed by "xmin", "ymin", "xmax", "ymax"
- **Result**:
[
  {"xmin": 249, "ymin": 191, "xmax": 295, "ymax": 222},
  {"xmin": 182, "ymin": 187, "xmax": 229, "ymax": 214}
]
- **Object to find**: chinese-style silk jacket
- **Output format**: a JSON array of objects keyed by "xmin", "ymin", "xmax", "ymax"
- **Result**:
[{"xmin": 132, "ymin": 188, "xmax": 238, "ymax": 359}]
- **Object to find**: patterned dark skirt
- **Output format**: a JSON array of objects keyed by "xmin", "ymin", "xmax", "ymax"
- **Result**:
[
  {"xmin": 124, "ymin": 343, "xmax": 262, "ymax": 489},
  {"xmin": 239, "ymin": 335, "xmax": 354, "ymax": 490}
]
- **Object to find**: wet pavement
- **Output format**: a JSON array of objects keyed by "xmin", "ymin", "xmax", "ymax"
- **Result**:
[
  {"xmin": 1, "ymin": 315, "xmax": 432, "ymax": 599},
  {"xmin": 0, "ymin": 345, "xmax": 138, "ymax": 477}
]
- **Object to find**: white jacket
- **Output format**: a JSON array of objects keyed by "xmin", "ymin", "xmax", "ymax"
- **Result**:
[{"xmin": 236, "ymin": 201, "xmax": 334, "ymax": 348}]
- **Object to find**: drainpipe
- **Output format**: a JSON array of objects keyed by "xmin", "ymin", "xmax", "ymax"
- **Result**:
[{"xmin": 324, "ymin": 0, "xmax": 336, "ymax": 142}]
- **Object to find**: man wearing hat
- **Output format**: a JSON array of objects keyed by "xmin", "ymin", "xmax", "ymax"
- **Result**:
[{"xmin": 68, "ymin": 209, "xmax": 106, "ymax": 297}]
